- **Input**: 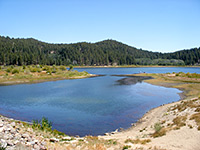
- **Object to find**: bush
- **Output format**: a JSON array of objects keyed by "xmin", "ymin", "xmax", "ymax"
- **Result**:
[
  {"xmin": 12, "ymin": 69, "xmax": 19, "ymax": 74},
  {"xmin": 123, "ymin": 145, "xmax": 131, "ymax": 150},
  {"xmin": 152, "ymin": 128, "xmax": 166, "ymax": 138},
  {"xmin": 6, "ymin": 67, "xmax": 12, "ymax": 73},
  {"xmin": 30, "ymin": 68, "xmax": 37, "ymax": 73},
  {"xmin": 69, "ymin": 65, "xmax": 73, "ymax": 71},
  {"xmin": 32, "ymin": 117, "xmax": 52, "ymax": 131},
  {"xmin": 23, "ymin": 65, "xmax": 26, "ymax": 69},
  {"xmin": 60, "ymin": 66, "xmax": 66, "ymax": 71},
  {"xmin": 154, "ymin": 123, "xmax": 162, "ymax": 132},
  {"xmin": 151, "ymin": 123, "xmax": 166, "ymax": 138}
]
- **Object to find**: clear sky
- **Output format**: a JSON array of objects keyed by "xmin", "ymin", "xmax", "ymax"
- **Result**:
[{"xmin": 0, "ymin": 0, "xmax": 199, "ymax": 52}]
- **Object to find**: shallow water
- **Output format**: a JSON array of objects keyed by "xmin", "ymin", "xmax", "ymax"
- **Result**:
[{"xmin": 0, "ymin": 67, "xmax": 199, "ymax": 136}]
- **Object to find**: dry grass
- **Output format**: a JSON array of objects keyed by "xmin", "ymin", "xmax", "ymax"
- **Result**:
[
  {"xmin": 125, "ymin": 138, "xmax": 151, "ymax": 145},
  {"xmin": 190, "ymin": 113, "xmax": 200, "ymax": 130},
  {"xmin": 151, "ymin": 128, "xmax": 167, "ymax": 138},
  {"xmin": 172, "ymin": 116, "xmax": 187, "ymax": 128}
]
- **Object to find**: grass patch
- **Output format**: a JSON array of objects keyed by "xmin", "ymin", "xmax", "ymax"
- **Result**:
[
  {"xmin": 190, "ymin": 112, "xmax": 200, "ymax": 130},
  {"xmin": 152, "ymin": 128, "xmax": 167, "ymax": 138},
  {"xmin": 123, "ymin": 145, "xmax": 131, "ymax": 150},
  {"xmin": 0, "ymin": 65, "xmax": 91, "ymax": 85},
  {"xmin": 151, "ymin": 122, "xmax": 167, "ymax": 138},
  {"xmin": 125, "ymin": 138, "xmax": 151, "ymax": 144},
  {"xmin": 172, "ymin": 116, "xmax": 187, "ymax": 128}
]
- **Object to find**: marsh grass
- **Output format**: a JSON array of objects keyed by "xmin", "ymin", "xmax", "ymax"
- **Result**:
[
  {"xmin": 0, "ymin": 65, "xmax": 91, "ymax": 85},
  {"xmin": 134, "ymin": 73, "xmax": 200, "ymax": 99}
]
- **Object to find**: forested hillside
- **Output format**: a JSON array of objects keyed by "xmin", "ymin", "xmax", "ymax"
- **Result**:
[{"xmin": 0, "ymin": 36, "xmax": 199, "ymax": 66}]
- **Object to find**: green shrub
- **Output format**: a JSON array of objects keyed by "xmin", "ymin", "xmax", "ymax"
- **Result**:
[
  {"xmin": 154, "ymin": 123, "xmax": 162, "ymax": 132},
  {"xmin": 69, "ymin": 65, "xmax": 73, "ymax": 71},
  {"xmin": 123, "ymin": 145, "xmax": 131, "ymax": 150},
  {"xmin": 151, "ymin": 123, "xmax": 166, "ymax": 138},
  {"xmin": 30, "ymin": 68, "xmax": 37, "ymax": 72},
  {"xmin": 23, "ymin": 65, "xmax": 26, "ymax": 69},
  {"xmin": 32, "ymin": 117, "xmax": 52, "ymax": 131},
  {"xmin": 6, "ymin": 67, "xmax": 12, "ymax": 73},
  {"xmin": 12, "ymin": 69, "xmax": 19, "ymax": 74},
  {"xmin": 60, "ymin": 66, "xmax": 66, "ymax": 71}
]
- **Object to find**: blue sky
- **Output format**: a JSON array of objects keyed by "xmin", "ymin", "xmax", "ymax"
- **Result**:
[{"xmin": 0, "ymin": 0, "xmax": 199, "ymax": 52}]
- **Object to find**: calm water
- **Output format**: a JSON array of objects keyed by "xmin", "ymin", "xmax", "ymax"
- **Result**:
[{"xmin": 0, "ymin": 67, "xmax": 199, "ymax": 136}]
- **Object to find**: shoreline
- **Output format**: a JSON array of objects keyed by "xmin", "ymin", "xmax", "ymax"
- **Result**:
[
  {"xmin": 0, "ymin": 74, "xmax": 101, "ymax": 86},
  {"xmin": 74, "ymin": 65, "xmax": 200, "ymax": 68}
]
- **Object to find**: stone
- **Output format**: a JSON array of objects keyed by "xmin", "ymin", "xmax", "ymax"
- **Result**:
[
  {"xmin": 0, "ymin": 123, "xmax": 3, "ymax": 127},
  {"xmin": 27, "ymin": 128, "xmax": 33, "ymax": 132},
  {"xmin": 22, "ymin": 134, "xmax": 29, "ymax": 138},
  {"xmin": 5, "ymin": 127, "xmax": 11, "ymax": 131},
  {"xmin": 10, "ymin": 122, "xmax": 16, "ymax": 127},
  {"xmin": 104, "ymin": 132, "xmax": 110, "ymax": 136},
  {"xmin": 14, "ymin": 140, "xmax": 19, "ymax": 145},
  {"xmin": 62, "ymin": 136, "xmax": 71, "ymax": 140},
  {"xmin": 50, "ymin": 138, "xmax": 59, "ymax": 142},
  {"xmin": 33, "ymin": 144, "xmax": 40, "ymax": 150},
  {"xmin": 0, "ymin": 127, "xmax": 4, "ymax": 132},
  {"xmin": 7, "ymin": 140, "xmax": 14, "ymax": 146},
  {"xmin": 0, "ymin": 139, "xmax": 7, "ymax": 148},
  {"xmin": 40, "ymin": 145, "xmax": 46, "ymax": 150}
]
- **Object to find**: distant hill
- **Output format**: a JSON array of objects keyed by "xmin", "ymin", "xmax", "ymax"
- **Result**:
[{"xmin": 0, "ymin": 36, "xmax": 199, "ymax": 66}]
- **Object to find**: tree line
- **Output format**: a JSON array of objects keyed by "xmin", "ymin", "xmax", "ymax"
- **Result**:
[{"xmin": 0, "ymin": 36, "xmax": 199, "ymax": 66}]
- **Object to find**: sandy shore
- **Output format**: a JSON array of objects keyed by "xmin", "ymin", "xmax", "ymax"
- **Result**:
[{"xmin": 101, "ymin": 97, "xmax": 200, "ymax": 150}]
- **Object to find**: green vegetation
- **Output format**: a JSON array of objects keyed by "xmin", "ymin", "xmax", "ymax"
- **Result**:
[
  {"xmin": 0, "ymin": 65, "xmax": 91, "ymax": 85},
  {"xmin": 151, "ymin": 123, "xmax": 166, "ymax": 138},
  {"xmin": 123, "ymin": 145, "xmax": 131, "ymax": 150},
  {"xmin": 32, "ymin": 117, "xmax": 66, "ymax": 137},
  {"xmin": 0, "ymin": 36, "xmax": 200, "ymax": 66},
  {"xmin": 154, "ymin": 123, "xmax": 162, "ymax": 132},
  {"xmin": 32, "ymin": 117, "xmax": 52, "ymax": 131}
]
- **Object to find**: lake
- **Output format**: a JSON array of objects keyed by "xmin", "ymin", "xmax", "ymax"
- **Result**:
[{"xmin": 0, "ymin": 67, "xmax": 199, "ymax": 136}]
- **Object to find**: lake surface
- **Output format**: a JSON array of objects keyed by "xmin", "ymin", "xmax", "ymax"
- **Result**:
[{"xmin": 0, "ymin": 67, "xmax": 200, "ymax": 136}]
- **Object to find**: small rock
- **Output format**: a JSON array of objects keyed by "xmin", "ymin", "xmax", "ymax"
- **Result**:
[
  {"xmin": 5, "ymin": 127, "xmax": 11, "ymax": 131},
  {"xmin": 27, "ymin": 128, "xmax": 33, "ymax": 132},
  {"xmin": 7, "ymin": 140, "xmax": 14, "ymax": 146},
  {"xmin": 0, "ymin": 123, "xmax": 3, "ymax": 127},
  {"xmin": 22, "ymin": 134, "xmax": 29, "ymax": 138},
  {"xmin": 62, "ymin": 136, "xmax": 71, "ymax": 140},
  {"xmin": 0, "ymin": 127, "xmax": 4, "ymax": 132},
  {"xmin": 14, "ymin": 140, "xmax": 19, "ymax": 145},
  {"xmin": 50, "ymin": 138, "xmax": 59, "ymax": 142},
  {"xmin": 40, "ymin": 145, "xmax": 46, "ymax": 150},
  {"xmin": 104, "ymin": 132, "xmax": 110, "ymax": 136},
  {"xmin": 10, "ymin": 122, "xmax": 16, "ymax": 127},
  {"xmin": 0, "ymin": 139, "xmax": 7, "ymax": 148},
  {"xmin": 33, "ymin": 144, "xmax": 40, "ymax": 150}
]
